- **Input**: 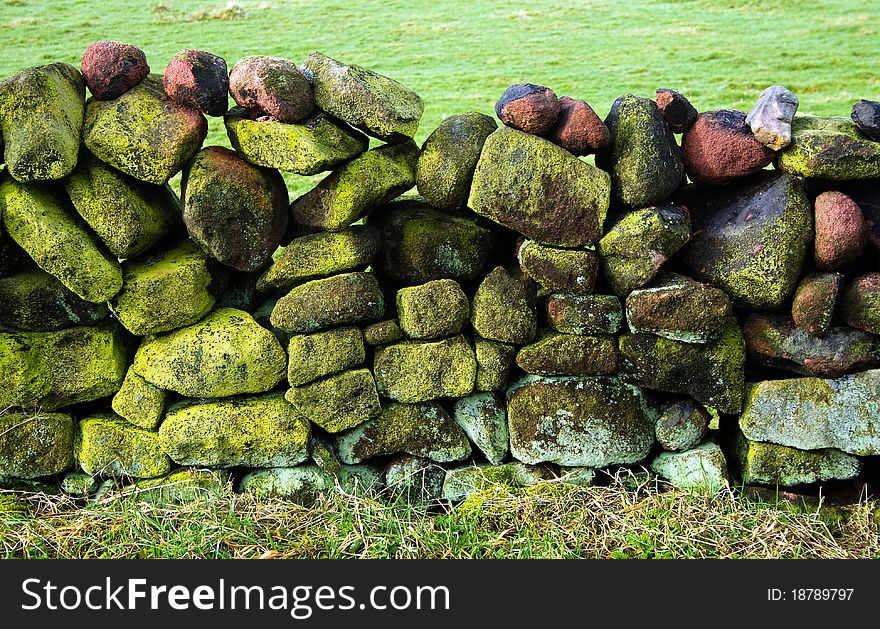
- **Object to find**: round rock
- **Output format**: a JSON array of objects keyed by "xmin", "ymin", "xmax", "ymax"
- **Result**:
[
  {"xmin": 163, "ymin": 49, "xmax": 229, "ymax": 116},
  {"xmin": 682, "ymin": 110, "xmax": 775, "ymax": 185},
  {"xmin": 81, "ymin": 41, "xmax": 149, "ymax": 100},
  {"xmin": 547, "ymin": 97, "xmax": 609, "ymax": 155},
  {"xmin": 229, "ymin": 56, "xmax": 314, "ymax": 123},
  {"xmin": 495, "ymin": 83, "xmax": 560, "ymax": 136},
  {"xmin": 814, "ymin": 191, "xmax": 867, "ymax": 270}
]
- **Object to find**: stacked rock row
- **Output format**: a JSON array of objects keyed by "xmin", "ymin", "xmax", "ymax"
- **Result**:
[{"xmin": 0, "ymin": 41, "xmax": 878, "ymax": 506}]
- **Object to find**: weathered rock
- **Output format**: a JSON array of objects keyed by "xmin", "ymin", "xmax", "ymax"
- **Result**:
[
  {"xmin": 335, "ymin": 401, "xmax": 471, "ymax": 464},
  {"xmin": 597, "ymin": 204, "xmax": 690, "ymax": 296},
  {"xmin": 416, "ymin": 111, "xmax": 497, "ymax": 210},
  {"xmin": 739, "ymin": 369, "xmax": 880, "ymax": 455},
  {"xmin": 792, "ymin": 272, "xmax": 843, "ymax": 338},
  {"xmin": 547, "ymin": 96, "xmax": 609, "ymax": 155},
  {"xmin": 159, "ymin": 393, "xmax": 310, "ymax": 468},
  {"xmin": 557, "ymin": 467, "xmax": 596, "ymax": 486},
  {"xmin": 384, "ymin": 455, "xmax": 445, "ymax": 505},
  {"xmin": 495, "ymin": 83, "xmax": 560, "ymax": 136},
  {"xmin": 374, "ymin": 334, "xmax": 476, "ymax": 402},
  {"xmin": 453, "ymin": 392, "xmax": 509, "ymax": 465},
  {"xmin": 596, "ymin": 94, "xmax": 683, "ymax": 208},
  {"xmin": 0, "ymin": 324, "xmax": 127, "ymax": 410},
  {"xmin": 776, "ymin": 116, "xmax": 880, "ymax": 179},
  {"xmin": 291, "ymin": 141, "xmax": 419, "ymax": 231},
  {"xmin": 78, "ymin": 414, "xmax": 171, "ymax": 479},
  {"xmin": 814, "ymin": 191, "xmax": 867, "ymax": 270},
  {"xmin": 546, "ymin": 294, "xmax": 623, "ymax": 335},
  {"xmin": 474, "ymin": 337, "xmax": 517, "ymax": 392},
  {"xmin": 0, "ymin": 63, "xmax": 85, "ymax": 181},
  {"xmin": 287, "ymin": 327, "xmax": 365, "ymax": 387},
  {"xmin": 81, "ymin": 41, "xmax": 149, "ymax": 100},
  {"xmin": 681, "ymin": 172, "xmax": 812, "ymax": 310},
  {"xmin": 65, "ymin": 152, "xmax": 182, "ymax": 259},
  {"xmin": 625, "ymin": 273, "xmax": 733, "ymax": 344},
  {"xmin": 226, "ymin": 107, "xmax": 368, "ymax": 175},
  {"xmin": 110, "ymin": 240, "xmax": 217, "ymax": 335},
  {"xmin": 363, "ymin": 319, "xmax": 404, "ymax": 346},
  {"xmin": 655, "ymin": 89, "xmax": 697, "ymax": 133},
  {"xmin": 745, "ymin": 86, "xmax": 799, "ymax": 151},
  {"xmin": 468, "ymin": 127, "xmax": 609, "ymax": 246},
  {"xmin": 0, "ymin": 411, "xmax": 74, "ymax": 479},
  {"xmin": 111, "ymin": 369, "xmax": 166, "ymax": 431},
  {"xmin": 133, "ymin": 308, "xmax": 287, "ymax": 398},
  {"xmin": 285, "ymin": 368, "xmax": 381, "ymax": 433},
  {"xmin": 655, "ymin": 399, "xmax": 709, "ymax": 451},
  {"xmin": 239, "ymin": 464, "xmax": 382, "ymax": 504},
  {"xmin": 839, "ymin": 273, "xmax": 880, "ymax": 335},
  {"xmin": 442, "ymin": 463, "xmax": 554, "ymax": 501},
  {"xmin": 735, "ymin": 433, "xmax": 862, "ymax": 486},
  {"xmin": 681, "ymin": 110, "xmax": 775, "ymax": 185},
  {"xmin": 507, "ymin": 375, "xmax": 655, "ymax": 467},
  {"xmin": 228, "ymin": 55, "xmax": 313, "ymax": 122},
  {"xmin": 618, "ymin": 319, "xmax": 746, "ymax": 414},
  {"xmin": 0, "ymin": 267, "xmax": 108, "ymax": 331},
  {"xmin": 163, "ymin": 49, "xmax": 229, "ymax": 116},
  {"xmin": 304, "ymin": 51, "xmax": 424, "ymax": 141},
  {"xmin": 61, "ymin": 472, "xmax": 99, "ymax": 497},
  {"xmin": 397, "ymin": 279, "xmax": 469, "ymax": 339},
  {"xmin": 310, "ymin": 434, "xmax": 342, "ymax": 474},
  {"xmin": 851, "ymin": 99, "xmax": 880, "ymax": 141},
  {"xmin": 650, "ymin": 441, "xmax": 729, "ymax": 493},
  {"xmin": 516, "ymin": 239, "xmax": 598, "ymax": 295},
  {"xmin": 131, "ymin": 468, "xmax": 227, "ymax": 504},
  {"xmin": 270, "ymin": 272, "xmax": 384, "ymax": 333},
  {"xmin": 83, "ymin": 75, "xmax": 208, "ymax": 184},
  {"xmin": 516, "ymin": 331, "xmax": 617, "ymax": 376}
]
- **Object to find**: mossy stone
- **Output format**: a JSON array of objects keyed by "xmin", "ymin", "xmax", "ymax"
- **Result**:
[
  {"xmin": 0, "ymin": 63, "xmax": 84, "ymax": 182},
  {"xmin": 374, "ymin": 334, "xmax": 476, "ymax": 402},
  {"xmin": 650, "ymin": 441, "xmax": 729, "ymax": 493},
  {"xmin": 285, "ymin": 368, "xmax": 381, "ymax": 433},
  {"xmin": 516, "ymin": 240, "xmax": 598, "ymax": 295},
  {"xmin": 735, "ymin": 433, "xmax": 863, "ymax": 486},
  {"xmin": 384, "ymin": 455, "xmax": 446, "ymax": 505},
  {"xmin": 655, "ymin": 399, "xmax": 709, "ymax": 451},
  {"xmin": 0, "ymin": 176, "xmax": 122, "ymax": 303},
  {"xmin": 792, "ymin": 272, "xmax": 843, "ymax": 338},
  {"xmin": 287, "ymin": 326, "xmax": 366, "ymax": 387},
  {"xmin": 159, "ymin": 393, "xmax": 310, "ymax": 468},
  {"xmin": 839, "ymin": 273, "xmax": 880, "ymax": 335},
  {"xmin": 471, "ymin": 266, "xmax": 537, "ymax": 344},
  {"xmin": 776, "ymin": 115, "xmax": 880, "ymax": 179},
  {"xmin": 310, "ymin": 433, "xmax": 342, "ymax": 474},
  {"xmin": 0, "ymin": 266, "xmax": 108, "ymax": 331},
  {"xmin": 133, "ymin": 308, "xmax": 287, "ymax": 398},
  {"xmin": 335, "ymin": 401, "xmax": 471, "ymax": 464},
  {"xmin": 111, "ymin": 369, "xmax": 166, "ymax": 431},
  {"xmin": 516, "ymin": 330, "xmax": 617, "ymax": 376},
  {"xmin": 453, "ymin": 392, "xmax": 509, "ymax": 465},
  {"xmin": 77, "ymin": 413, "xmax": 171, "ymax": 479},
  {"xmin": 131, "ymin": 468, "xmax": 228, "ymax": 505},
  {"xmin": 239, "ymin": 464, "xmax": 383, "ymax": 505},
  {"xmin": 441, "ymin": 463, "xmax": 554, "ymax": 501},
  {"xmin": 468, "ymin": 127, "xmax": 610, "ymax": 246},
  {"xmin": 225, "ymin": 107, "xmax": 368, "ymax": 174},
  {"xmin": 363, "ymin": 319, "xmax": 404, "ymax": 346},
  {"xmin": 546, "ymin": 293, "xmax": 623, "ymax": 335},
  {"xmin": 0, "ymin": 411, "xmax": 75, "ymax": 478},
  {"xmin": 397, "ymin": 279, "xmax": 469, "ymax": 339},
  {"xmin": 416, "ymin": 111, "xmax": 497, "ymax": 210},
  {"xmin": 110, "ymin": 240, "xmax": 217, "ymax": 335},
  {"xmin": 83, "ymin": 75, "xmax": 208, "ymax": 184},
  {"xmin": 61, "ymin": 471, "xmax": 99, "ymax": 496},
  {"xmin": 558, "ymin": 466, "xmax": 596, "ymax": 486},
  {"xmin": 474, "ymin": 337, "xmax": 517, "ymax": 391}
]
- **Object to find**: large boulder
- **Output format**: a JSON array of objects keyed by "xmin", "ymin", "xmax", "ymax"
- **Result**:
[
  {"xmin": 681, "ymin": 110, "xmax": 775, "ymax": 185},
  {"xmin": 776, "ymin": 116, "xmax": 880, "ymax": 179},
  {"xmin": 77, "ymin": 413, "xmax": 171, "ymax": 479},
  {"xmin": 0, "ymin": 267, "xmax": 108, "ymax": 331},
  {"xmin": 285, "ymin": 369, "xmax": 381, "ymax": 433},
  {"xmin": 374, "ymin": 334, "xmax": 476, "ymax": 402},
  {"xmin": 269, "ymin": 272, "xmax": 384, "ymax": 334},
  {"xmin": 0, "ymin": 411, "xmax": 75, "ymax": 478}
]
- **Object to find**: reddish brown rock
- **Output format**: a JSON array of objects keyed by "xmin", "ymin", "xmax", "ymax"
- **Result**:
[
  {"xmin": 791, "ymin": 272, "xmax": 843, "ymax": 338},
  {"xmin": 494, "ymin": 83, "xmax": 560, "ymax": 136},
  {"xmin": 228, "ymin": 56, "xmax": 314, "ymax": 123},
  {"xmin": 681, "ymin": 110, "xmax": 775, "ymax": 185},
  {"xmin": 81, "ymin": 41, "xmax": 149, "ymax": 100},
  {"xmin": 547, "ymin": 97, "xmax": 609, "ymax": 155},
  {"xmin": 163, "ymin": 50, "xmax": 229, "ymax": 117},
  {"xmin": 839, "ymin": 273, "xmax": 880, "ymax": 335},
  {"xmin": 814, "ymin": 191, "xmax": 868, "ymax": 270},
  {"xmin": 655, "ymin": 89, "xmax": 697, "ymax": 133}
]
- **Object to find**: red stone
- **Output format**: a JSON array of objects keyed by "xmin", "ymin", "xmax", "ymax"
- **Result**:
[
  {"xmin": 163, "ymin": 49, "xmax": 229, "ymax": 117},
  {"xmin": 81, "ymin": 41, "xmax": 149, "ymax": 100},
  {"xmin": 814, "ymin": 191, "xmax": 868, "ymax": 270},
  {"xmin": 228, "ymin": 56, "xmax": 314, "ymax": 123},
  {"xmin": 791, "ymin": 272, "xmax": 843, "ymax": 337},
  {"xmin": 681, "ymin": 110, "xmax": 775, "ymax": 185},
  {"xmin": 547, "ymin": 96, "xmax": 609, "ymax": 155},
  {"xmin": 494, "ymin": 83, "xmax": 560, "ymax": 136}
]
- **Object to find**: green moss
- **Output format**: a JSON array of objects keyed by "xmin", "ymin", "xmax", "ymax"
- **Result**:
[
  {"xmin": 396, "ymin": 279, "xmax": 470, "ymax": 339},
  {"xmin": 310, "ymin": 434, "xmax": 342, "ymax": 474},
  {"xmin": 61, "ymin": 472, "xmax": 99, "ymax": 497},
  {"xmin": 736, "ymin": 432, "xmax": 862, "ymax": 485},
  {"xmin": 0, "ymin": 267, "xmax": 109, "ymax": 331},
  {"xmin": 374, "ymin": 334, "xmax": 476, "ymax": 402},
  {"xmin": 515, "ymin": 330, "xmax": 617, "ymax": 376},
  {"xmin": 131, "ymin": 468, "xmax": 228, "ymax": 505},
  {"xmin": 516, "ymin": 240, "xmax": 598, "ymax": 294},
  {"xmin": 776, "ymin": 115, "xmax": 880, "ymax": 179},
  {"xmin": 471, "ymin": 266, "xmax": 537, "ymax": 344},
  {"xmin": 0, "ymin": 411, "xmax": 74, "ymax": 478},
  {"xmin": 545, "ymin": 293, "xmax": 623, "ymax": 335},
  {"xmin": 287, "ymin": 326, "xmax": 366, "ymax": 386},
  {"xmin": 363, "ymin": 319, "xmax": 404, "ymax": 346},
  {"xmin": 285, "ymin": 368, "xmax": 381, "ymax": 433},
  {"xmin": 839, "ymin": 273, "xmax": 880, "ymax": 335},
  {"xmin": 441, "ymin": 463, "xmax": 554, "ymax": 501},
  {"xmin": 474, "ymin": 336, "xmax": 516, "ymax": 391},
  {"xmin": 111, "ymin": 369, "xmax": 166, "ymax": 431},
  {"xmin": 77, "ymin": 413, "xmax": 171, "ymax": 479}
]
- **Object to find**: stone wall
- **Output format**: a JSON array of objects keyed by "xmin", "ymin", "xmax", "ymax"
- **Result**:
[{"xmin": 0, "ymin": 43, "xmax": 878, "ymax": 504}]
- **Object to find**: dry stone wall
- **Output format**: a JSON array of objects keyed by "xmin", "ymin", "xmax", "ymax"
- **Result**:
[{"xmin": 0, "ymin": 42, "xmax": 879, "ymax": 504}]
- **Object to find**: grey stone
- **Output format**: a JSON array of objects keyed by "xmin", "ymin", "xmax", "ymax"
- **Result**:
[{"xmin": 745, "ymin": 86, "xmax": 799, "ymax": 151}]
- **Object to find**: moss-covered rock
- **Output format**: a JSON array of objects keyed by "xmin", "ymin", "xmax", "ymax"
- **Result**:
[
  {"xmin": 0, "ymin": 323, "xmax": 127, "ymax": 410},
  {"xmin": 64, "ymin": 152, "xmax": 182, "ymax": 259},
  {"xmin": 0, "ymin": 266, "xmax": 108, "ymax": 331},
  {"xmin": 287, "ymin": 326, "xmax": 365, "ymax": 387},
  {"xmin": 225, "ymin": 107, "xmax": 368, "ymax": 174},
  {"xmin": 516, "ymin": 330, "xmax": 617, "ymax": 376},
  {"xmin": 374, "ymin": 334, "xmax": 476, "ymax": 402},
  {"xmin": 558, "ymin": 466, "xmax": 596, "ymax": 486},
  {"xmin": 650, "ymin": 441, "xmax": 729, "ymax": 493},
  {"xmin": 269, "ymin": 272, "xmax": 384, "ymax": 334},
  {"xmin": 474, "ymin": 337, "xmax": 517, "ymax": 391},
  {"xmin": 416, "ymin": 111, "xmax": 497, "ymax": 210},
  {"xmin": 735, "ymin": 433, "xmax": 863, "ymax": 485},
  {"xmin": 304, "ymin": 51, "xmax": 424, "ymax": 141},
  {"xmin": 618, "ymin": 318, "xmax": 746, "ymax": 414},
  {"xmin": 111, "ymin": 368, "xmax": 166, "ymax": 431},
  {"xmin": 545, "ymin": 293, "xmax": 622, "ymax": 335},
  {"xmin": 0, "ymin": 63, "xmax": 84, "ymax": 182},
  {"xmin": 83, "ymin": 75, "xmax": 208, "ymax": 184},
  {"xmin": 238, "ymin": 464, "xmax": 383, "ymax": 505},
  {"xmin": 290, "ymin": 141, "xmax": 419, "ymax": 231},
  {"xmin": 397, "ymin": 279, "xmax": 469, "ymax": 339},
  {"xmin": 285, "ymin": 368, "xmax": 381, "ymax": 433},
  {"xmin": 471, "ymin": 266, "xmax": 537, "ymax": 344},
  {"xmin": 384, "ymin": 455, "xmax": 446, "ymax": 505},
  {"xmin": 0, "ymin": 177, "xmax": 122, "ymax": 303},
  {"xmin": 516, "ymin": 240, "xmax": 598, "ymax": 295},
  {"xmin": 468, "ymin": 127, "xmax": 610, "ymax": 246},
  {"xmin": 776, "ymin": 115, "xmax": 880, "ymax": 179},
  {"xmin": 159, "ymin": 393, "xmax": 310, "ymax": 468},
  {"xmin": 839, "ymin": 273, "xmax": 880, "ymax": 335},
  {"xmin": 61, "ymin": 471, "xmax": 99, "ymax": 496},
  {"xmin": 110, "ymin": 240, "xmax": 217, "ymax": 335},
  {"xmin": 335, "ymin": 401, "xmax": 471, "ymax": 464},
  {"xmin": 655, "ymin": 399, "xmax": 709, "ymax": 451},
  {"xmin": 363, "ymin": 319, "xmax": 404, "ymax": 346},
  {"xmin": 130, "ymin": 468, "xmax": 228, "ymax": 504},
  {"xmin": 441, "ymin": 463, "xmax": 554, "ymax": 501},
  {"xmin": 453, "ymin": 392, "xmax": 509, "ymax": 465},
  {"xmin": 792, "ymin": 272, "xmax": 843, "ymax": 338},
  {"xmin": 310, "ymin": 433, "xmax": 342, "ymax": 474},
  {"xmin": 78, "ymin": 413, "xmax": 171, "ymax": 479},
  {"xmin": 133, "ymin": 308, "xmax": 287, "ymax": 398},
  {"xmin": 0, "ymin": 411, "xmax": 74, "ymax": 478}
]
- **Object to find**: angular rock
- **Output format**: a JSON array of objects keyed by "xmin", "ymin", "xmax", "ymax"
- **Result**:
[
  {"xmin": 471, "ymin": 266, "xmax": 537, "ymax": 344},
  {"xmin": 851, "ymin": 99, "xmax": 880, "ymax": 141},
  {"xmin": 416, "ymin": 111, "xmax": 497, "ymax": 210},
  {"xmin": 270, "ymin": 272, "xmax": 384, "ymax": 334},
  {"xmin": 792, "ymin": 272, "xmax": 843, "ymax": 338},
  {"xmin": 83, "ymin": 75, "xmax": 208, "ymax": 184},
  {"xmin": 226, "ymin": 108, "xmax": 368, "ymax": 175},
  {"xmin": 0, "ymin": 63, "xmax": 85, "ymax": 181},
  {"xmin": 547, "ymin": 96, "xmax": 609, "ymax": 155},
  {"xmin": 453, "ymin": 392, "xmax": 509, "ymax": 465},
  {"xmin": 285, "ymin": 368, "xmax": 381, "ymax": 433},
  {"xmin": 310, "ymin": 434, "xmax": 342, "ymax": 474},
  {"xmin": 596, "ymin": 94, "xmax": 683, "ymax": 209},
  {"xmin": 495, "ymin": 83, "xmax": 560, "ymax": 136},
  {"xmin": 681, "ymin": 172, "xmax": 812, "ymax": 310},
  {"xmin": 61, "ymin": 472, "xmax": 99, "ymax": 497},
  {"xmin": 290, "ymin": 141, "xmax": 419, "ymax": 231},
  {"xmin": 396, "ymin": 279, "xmax": 469, "ymax": 339},
  {"xmin": 682, "ymin": 110, "xmax": 775, "ymax": 185},
  {"xmin": 516, "ymin": 331, "xmax": 617, "ymax": 376},
  {"xmin": 287, "ymin": 327, "xmax": 365, "ymax": 387},
  {"xmin": 474, "ymin": 337, "xmax": 517, "ymax": 392},
  {"xmin": 735, "ymin": 434, "xmax": 862, "ymax": 486},
  {"xmin": 546, "ymin": 294, "xmax": 623, "ymax": 335},
  {"xmin": 739, "ymin": 369, "xmax": 880, "ymax": 455},
  {"xmin": 516, "ymin": 239, "xmax": 598, "ymax": 295},
  {"xmin": 228, "ymin": 55, "xmax": 313, "ymax": 122},
  {"xmin": 81, "ymin": 41, "xmax": 149, "ymax": 100},
  {"xmin": 0, "ymin": 267, "xmax": 108, "ymax": 331},
  {"xmin": 304, "ymin": 51, "xmax": 424, "ymax": 141},
  {"xmin": 374, "ymin": 334, "xmax": 476, "ymax": 402},
  {"xmin": 78, "ymin": 414, "xmax": 171, "ymax": 479},
  {"xmin": 133, "ymin": 308, "xmax": 287, "ymax": 398},
  {"xmin": 814, "ymin": 191, "xmax": 867, "ymax": 270},
  {"xmin": 335, "ymin": 401, "xmax": 471, "ymax": 464},
  {"xmin": 655, "ymin": 399, "xmax": 709, "ymax": 451},
  {"xmin": 655, "ymin": 89, "xmax": 697, "ymax": 133},
  {"xmin": 650, "ymin": 441, "xmax": 729, "ymax": 493},
  {"xmin": 159, "ymin": 393, "xmax": 310, "ymax": 468},
  {"xmin": 839, "ymin": 273, "xmax": 880, "ymax": 335},
  {"xmin": 468, "ymin": 127, "xmax": 609, "ymax": 246},
  {"xmin": 442, "ymin": 463, "xmax": 554, "ymax": 501},
  {"xmin": 111, "ymin": 369, "xmax": 166, "ymax": 431},
  {"xmin": 776, "ymin": 116, "xmax": 880, "ymax": 180},
  {"xmin": 618, "ymin": 319, "xmax": 746, "ymax": 414},
  {"xmin": 0, "ymin": 411, "xmax": 74, "ymax": 479},
  {"xmin": 363, "ymin": 319, "xmax": 404, "ymax": 346},
  {"xmin": 745, "ymin": 86, "xmax": 799, "ymax": 151},
  {"xmin": 597, "ymin": 204, "xmax": 690, "ymax": 296},
  {"xmin": 239, "ymin": 464, "xmax": 382, "ymax": 504},
  {"xmin": 507, "ymin": 375, "xmax": 655, "ymax": 467},
  {"xmin": 163, "ymin": 49, "xmax": 229, "ymax": 116},
  {"xmin": 384, "ymin": 455, "xmax": 445, "ymax": 505}
]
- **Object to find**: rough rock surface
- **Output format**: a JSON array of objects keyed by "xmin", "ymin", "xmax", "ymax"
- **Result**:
[
  {"xmin": 78, "ymin": 413, "xmax": 171, "ymax": 479},
  {"xmin": 228, "ymin": 56, "xmax": 314, "ymax": 123},
  {"xmin": 745, "ymin": 86, "xmax": 799, "ymax": 150},
  {"xmin": 546, "ymin": 96, "xmax": 609, "ymax": 155},
  {"xmin": 776, "ymin": 116, "xmax": 880, "ymax": 179},
  {"xmin": 111, "ymin": 369, "xmax": 166, "ymax": 431},
  {"xmin": 546, "ymin": 293, "xmax": 623, "ymax": 335},
  {"xmin": 396, "ymin": 279, "xmax": 470, "ymax": 339},
  {"xmin": 495, "ymin": 83, "xmax": 560, "ymax": 136},
  {"xmin": 442, "ymin": 463, "xmax": 553, "ymax": 501},
  {"xmin": 655, "ymin": 89, "xmax": 697, "ymax": 133},
  {"xmin": 269, "ymin": 272, "xmax": 384, "ymax": 334},
  {"xmin": 453, "ymin": 392, "xmax": 509, "ymax": 465},
  {"xmin": 163, "ymin": 49, "xmax": 229, "ymax": 116},
  {"xmin": 81, "ymin": 41, "xmax": 149, "ymax": 100},
  {"xmin": 814, "ymin": 191, "xmax": 867, "ymax": 270},
  {"xmin": 373, "ymin": 335, "xmax": 476, "ymax": 402},
  {"xmin": 651, "ymin": 441, "xmax": 729, "ymax": 493},
  {"xmin": 851, "ymin": 99, "xmax": 880, "ymax": 141},
  {"xmin": 736, "ymin": 433, "xmax": 862, "ymax": 485},
  {"xmin": 0, "ymin": 412, "xmax": 74, "ymax": 479},
  {"xmin": 474, "ymin": 337, "xmax": 517, "ymax": 392},
  {"xmin": 516, "ymin": 239, "xmax": 598, "ymax": 295},
  {"xmin": 286, "ymin": 327, "xmax": 365, "ymax": 387},
  {"xmin": 285, "ymin": 368, "xmax": 381, "ymax": 433},
  {"xmin": 682, "ymin": 110, "xmax": 775, "ymax": 185},
  {"xmin": 0, "ymin": 267, "xmax": 108, "ymax": 331},
  {"xmin": 471, "ymin": 266, "xmax": 537, "ymax": 344},
  {"xmin": 515, "ymin": 331, "xmax": 617, "ymax": 376},
  {"xmin": 792, "ymin": 272, "xmax": 843, "ymax": 337},
  {"xmin": 655, "ymin": 399, "xmax": 709, "ymax": 451},
  {"xmin": 839, "ymin": 273, "xmax": 880, "ymax": 335}
]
